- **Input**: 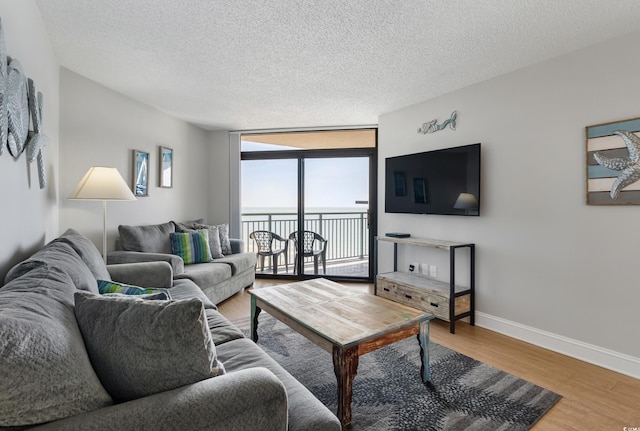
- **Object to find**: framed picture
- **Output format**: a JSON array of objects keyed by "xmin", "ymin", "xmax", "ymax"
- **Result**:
[
  {"xmin": 159, "ymin": 146, "xmax": 173, "ymax": 188},
  {"xmin": 586, "ymin": 116, "xmax": 640, "ymax": 205},
  {"xmin": 133, "ymin": 150, "xmax": 149, "ymax": 197}
]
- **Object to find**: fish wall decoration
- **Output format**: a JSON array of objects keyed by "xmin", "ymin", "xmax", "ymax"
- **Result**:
[
  {"xmin": 418, "ymin": 111, "xmax": 457, "ymax": 134},
  {"xmin": 0, "ymin": 16, "xmax": 48, "ymax": 190}
]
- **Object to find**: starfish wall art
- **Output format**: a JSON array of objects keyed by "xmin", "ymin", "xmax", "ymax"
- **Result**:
[{"xmin": 587, "ymin": 117, "xmax": 640, "ymax": 205}]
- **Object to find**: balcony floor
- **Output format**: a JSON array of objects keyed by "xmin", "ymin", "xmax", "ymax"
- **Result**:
[{"xmin": 254, "ymin": 257, "xmax": 369, "ymax": 278}]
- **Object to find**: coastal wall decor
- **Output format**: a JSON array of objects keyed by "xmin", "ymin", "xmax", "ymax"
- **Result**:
[
  {"xmin": 27, "ymin": 78, "xmax": 47, "ymax": 188},
  {"xmin": 6, "ymin": 57, "xmax": 29, "ymax": 158},
  {"xmin": 587, "ymin": 116, "xmax": 640, "ymax": 205},
  {"xmin": 159, "ymin": 146, "xmax": 173, "ymax": 188},
  {"xmin": 417, "ymin": 111, "xmax": 457, "ymax": 134},
  {"xmin": 133, "ymin": 150, "xmax": 149, "ymax": 197},
  {"xmin": 0, "ymin": 18, "xmax": 7, "ymax": 155},
  {"xmin": 0, "ymin": 16, "xmax": 48, "ymax": 189}
]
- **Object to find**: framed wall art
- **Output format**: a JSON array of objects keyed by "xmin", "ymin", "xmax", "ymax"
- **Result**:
[
  {"xmin": 159, "ymin": 146, "xmax": 173, "ymax": 188},
  {"xmin": 586, "ymin": 116, "xmax": 640, "ymax": 205},
  {"xmin": 133, "ymin": 150, "xmax": 149, "ymax": 197}
]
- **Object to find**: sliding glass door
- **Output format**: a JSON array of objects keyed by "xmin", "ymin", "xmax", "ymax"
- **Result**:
[
  {"xmin": 241, "ymin": 159, "xmax": 298, "ymax": 275},
  {"xmin": 302, "ymin": 157, "xmax": 370, "ymax": 278},
  {"xmin": 240, "ymin": 129, "xmax": 376, "ymax": 282}
]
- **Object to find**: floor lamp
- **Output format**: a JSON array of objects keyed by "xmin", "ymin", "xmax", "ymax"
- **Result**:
[{"xmin": 69, "ymin": 167, "xmax": 136, "ymax": 263}]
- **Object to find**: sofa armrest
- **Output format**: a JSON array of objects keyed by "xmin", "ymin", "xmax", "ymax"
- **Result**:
[
  {"xmin": 230, "ymin": 238, "xmax": 244, "ymax": 254},
  {"xmin": 107, "ymin": 262, "xmax": 173, "ymax": 289},
  {"xmin": 107, "ymin": 251, "xmax": 185, "ymax": 275},
  {"xmin": 30, "ymin": 368, "xmax": 288, "ymax": 431}
]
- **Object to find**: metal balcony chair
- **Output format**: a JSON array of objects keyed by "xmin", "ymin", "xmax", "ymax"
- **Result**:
[
  {"xmin": 289, "ymin": 230, "xmax": 327, "ymax": 275},
  {"xmin": 249, "ymin": 230, "xmax": 289, "ymax": 275}
]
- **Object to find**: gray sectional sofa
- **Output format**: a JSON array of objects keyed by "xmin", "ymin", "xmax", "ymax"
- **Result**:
[
  {"xmin": 107, "ymin": 219, "xmax": 257, "ymax": 304},
  {"xmin": 0, "ymin": 228, "xmax": 340, "ymax": 430}
]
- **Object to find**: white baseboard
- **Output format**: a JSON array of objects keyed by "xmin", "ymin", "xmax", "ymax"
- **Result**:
[{"xmin": 475, "ymin": 312, "xmax": 640, "ymax": 379}]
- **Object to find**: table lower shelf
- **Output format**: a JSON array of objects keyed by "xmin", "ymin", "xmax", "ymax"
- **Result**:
[{"xmin": 376, "ymin": 272, "xmax": 472, "ymax": 332}]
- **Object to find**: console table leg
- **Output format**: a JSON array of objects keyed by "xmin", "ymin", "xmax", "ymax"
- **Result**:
[
  {"xmin": 250, "ymin": 296, "xmax": 261, "ymax": 342},
  {"xmin": 417, "ymin": 319, "xmax": 431, "ymax": 383},
  {"xmin": 333, "ymin": 345, "xmax": 359, "ymax": 429}
]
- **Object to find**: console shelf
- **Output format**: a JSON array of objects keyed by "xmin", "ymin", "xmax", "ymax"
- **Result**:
[{"xmin": 374, "ymin": 236, "xmax": 475, "ymax": 333}]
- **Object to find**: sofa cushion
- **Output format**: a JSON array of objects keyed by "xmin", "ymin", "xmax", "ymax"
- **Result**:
[
  {"xmin": 119, "ymin": 222, "xmax": 175, "ymax": 253},
  {"xmin": 168, "ymin": 279, "xmax": 216, "ymax": 310},
  {"xmin": 172, "ymin": 218, "xmax": 205, "ymax": 232},
  {"xmin": 175, "ymin": 261, "xmax": 232, "ymax": 288},
  {"xmin": 170, "ymin": 231, "xmax": 213, "ymax": 264},
  {"xmin": 5, "ymin": 240, "xmax": 99, "ymax": 293},
  {"xmin": 74, "ymin": 292, "xmax": 225, "ymax": 402},
  {"xmin": 217, "ymin": 338, "xmax": 341, "ymax": 431},
  {"xmin": 97, "ymin": 279, "xmax": 171, "ymax": 300},
  {"xmin": 0, "ymin": 265, "xmax": 112, "ymax": 427},
  {"xmin": 54, "ymin": 228, "xmax": 111, "ymax": 281},
  {"xmin": 214, "ymin": 252, "xmax": 257, "ymax": 276},
  {"xmin": 205, "ymin": 308, "xmax": 245, "ymax": 346}
]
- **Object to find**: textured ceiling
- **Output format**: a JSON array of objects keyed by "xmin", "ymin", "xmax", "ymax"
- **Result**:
[{"xmin": 35, "ymin": 0, "xmax": 640, "ymax": 131}]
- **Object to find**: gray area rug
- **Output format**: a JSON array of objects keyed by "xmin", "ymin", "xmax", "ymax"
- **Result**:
[{"xmin": 240, "ymin": 314, "xmax": 561, "ymax": 431}]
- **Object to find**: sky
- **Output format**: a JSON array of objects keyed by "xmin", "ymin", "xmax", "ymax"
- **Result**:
[{"xmin": 241, "ymin": 142, "xmax": 369, "ymax": 210}]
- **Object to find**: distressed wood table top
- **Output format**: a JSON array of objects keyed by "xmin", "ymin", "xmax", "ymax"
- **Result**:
[{"xmin": 248, "ymin": 278, "xmax": 432, "ymax": 351}]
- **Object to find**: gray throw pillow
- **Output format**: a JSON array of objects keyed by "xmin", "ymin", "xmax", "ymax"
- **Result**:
[
  {"xmin": 194, "ymin": 224, "xmax": 224, "ymax": 258},
  {"xmin": 74, "ymin": 292, "xmax": 225, "ymax": 402},
  {"xmin": 217, "ymin": 223, "xmax": 233, "ymax": 255},
  {"xmin": 118, "ymin": 222, "xmax": 175, "ymax": 253}
]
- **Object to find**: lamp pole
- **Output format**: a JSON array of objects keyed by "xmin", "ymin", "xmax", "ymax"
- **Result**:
[{"xmin": 102, "ymin": 200, "xmax": 108, "ymax": 264}]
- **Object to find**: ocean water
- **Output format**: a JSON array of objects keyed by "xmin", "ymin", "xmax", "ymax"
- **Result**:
[{"xmin": 242, "ymin": 206, "xmax": 366, "ymax": 214}]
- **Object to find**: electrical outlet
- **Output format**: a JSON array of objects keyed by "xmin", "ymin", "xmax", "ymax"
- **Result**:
[
  {"xmin": 409, "ymin": 263, "xmax": 417, "ymax": 273},
  {"xmin": 420, "ymin": 264, "xmax": 429, "ymax": 276},
  {"xmin": 428, "ymin": 265, "xmax": 437, "ymax": 278}
]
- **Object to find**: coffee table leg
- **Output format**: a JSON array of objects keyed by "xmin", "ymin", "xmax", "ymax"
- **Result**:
[
  {"xmin": 250, "ymin": 296, "xmax": 261, "ymax": 342},
  {"xmin": 332, "ymin": 345, "xmax": 359, "ymax": 429},
  {"xmin": 417, "ymin": 319, "xmax": 431, "ymax": 383}
]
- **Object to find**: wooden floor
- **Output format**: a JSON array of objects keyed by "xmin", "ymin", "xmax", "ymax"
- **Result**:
[{"xmin": 217, "ymin": 280, "xmax": 640, "ymax": 430}]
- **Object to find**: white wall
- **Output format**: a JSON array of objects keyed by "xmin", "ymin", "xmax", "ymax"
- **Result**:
[
  {"xmin": 59, "ymin": 69, "xmax": 212, "ymax": 253},
  {"xmin": 378, "ymin": 31, "xmax": 640, "ymax": 377},
  {"xmin": 0, "ymin": 1, "xmax": 59, "ymax": 282},
  {"xmin": 207, "ymin": 130, "xmax": 232, "ymax": 227}
]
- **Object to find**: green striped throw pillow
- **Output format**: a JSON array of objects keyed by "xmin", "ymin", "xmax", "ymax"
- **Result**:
[
  {"xmin": 170, "ymin": 230, "xmax": 212, "ymax": 264},
  {"xmin": 97, "ymin": 280, "xmax": 171, "ymax": 300}
]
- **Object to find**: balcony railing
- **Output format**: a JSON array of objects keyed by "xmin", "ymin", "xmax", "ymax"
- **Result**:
[{"xmin": 241, "ymin": 211, "xmax": 369, "ymax": 271}]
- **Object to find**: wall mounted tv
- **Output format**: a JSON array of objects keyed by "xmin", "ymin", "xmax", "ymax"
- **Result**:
[{"xmin": 385, "ymin": 143, "xmax": 481, "ymax": 216}]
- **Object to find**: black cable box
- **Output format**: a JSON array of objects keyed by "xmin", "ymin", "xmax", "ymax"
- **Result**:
[{"xmin": 385, "ymin": 233, "xmax": 410, "ymax": 238}]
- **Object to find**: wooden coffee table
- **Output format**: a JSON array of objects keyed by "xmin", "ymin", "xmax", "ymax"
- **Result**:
[{"xmin": 249, "ymin": 278, "xmax": 434, "ymax": 429}]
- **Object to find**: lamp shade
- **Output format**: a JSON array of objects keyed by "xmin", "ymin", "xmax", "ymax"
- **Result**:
[
  {"xmin": 69, "ymin": 167, "xmax": 136, "ymax": 201},
  {"xmin": 453, "ymin": 193, "xmax": 478, "ymax": 210}
]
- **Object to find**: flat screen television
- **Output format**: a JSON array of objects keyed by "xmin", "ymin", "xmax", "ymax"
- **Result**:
[{"xmin": 385, "ymin": 143, "xmax": 481, "ymax": 216}]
